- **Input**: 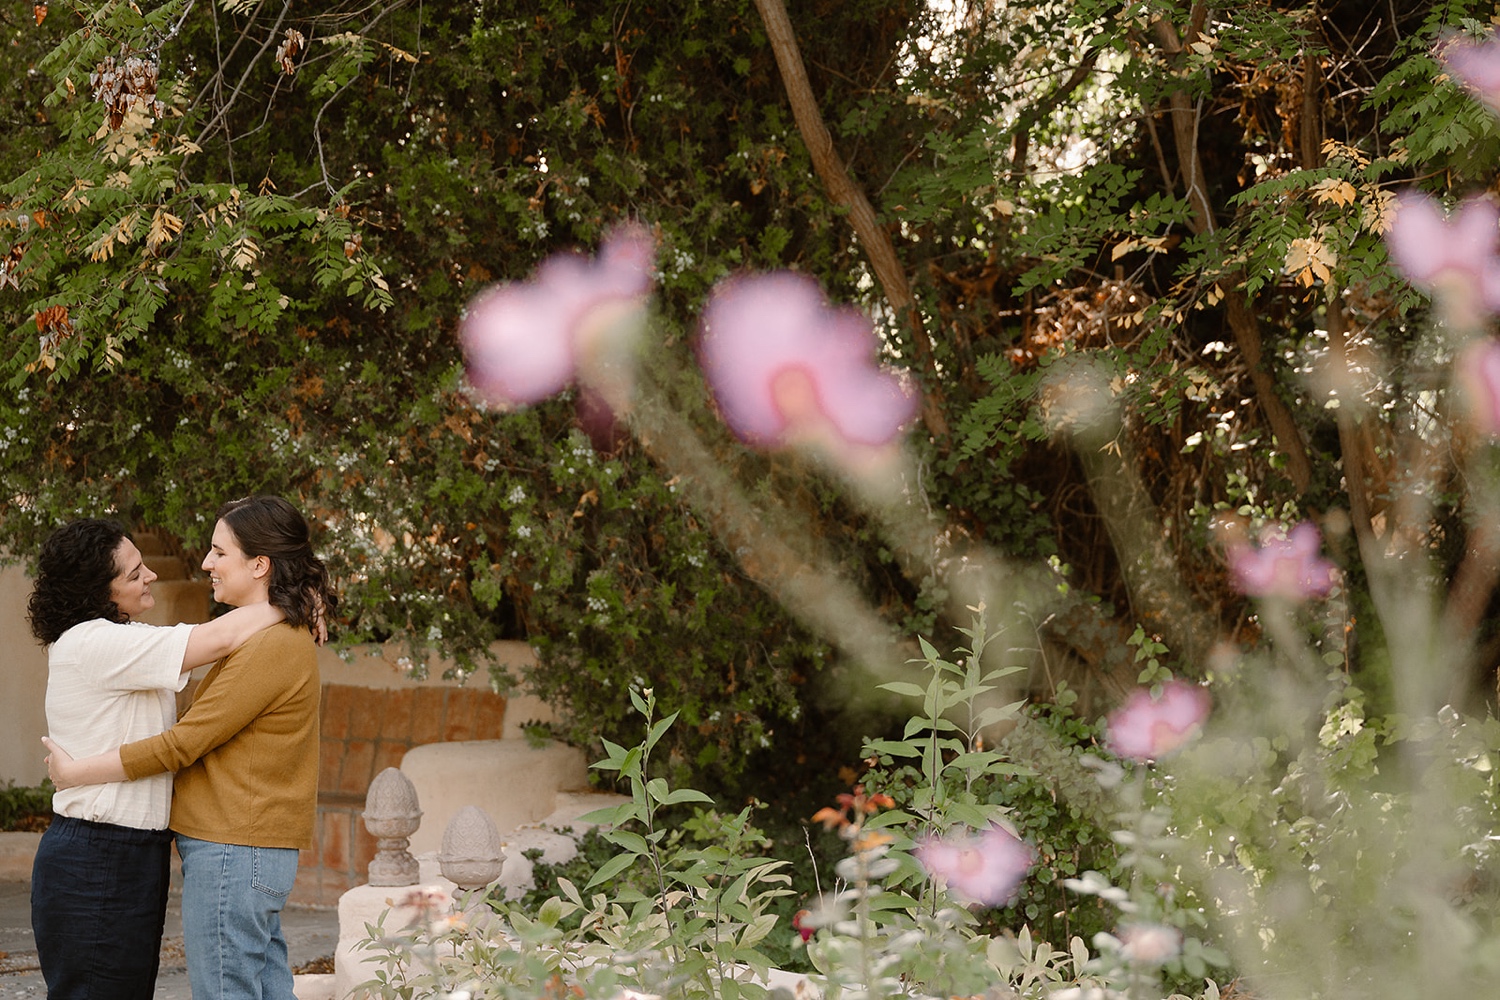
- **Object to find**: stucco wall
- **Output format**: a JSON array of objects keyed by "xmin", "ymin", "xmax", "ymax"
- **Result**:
[{"xmin": 0, "ymin": 565, "xmax": 50, "ymax": 787}]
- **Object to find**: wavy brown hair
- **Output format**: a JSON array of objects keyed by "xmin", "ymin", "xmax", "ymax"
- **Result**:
[{"xmin": 216, "ymin": 495, "xmax": 338, "ymax": 634}]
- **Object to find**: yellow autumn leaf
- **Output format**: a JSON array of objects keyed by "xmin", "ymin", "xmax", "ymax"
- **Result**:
[
  {"xmin": 146, "ymin": 209, "xmax": 184, "ymax": 253},
  {"xmin": 89, "ymin": 210, "xmax": 142, "ymax": 261},
  {"xmin": 1320, "ymin": 139, "xmax": 1370, "ymax": 168},
  {"xmin": 60, "ymin": 180, "xmax": 93, "ymax": 213},
  {"xmin": 1311, "ymin": 178, "xmax": 1357, "ymax": 207},
  {"xmin": 1361, "ymin": 188, "xmax": 1397, "ymax": 234},
  {"xmin": 224, "ymin": 235, "xmax": 260, "ymax": 270},
  {"xmin": 1284, "ymin": 236, "xmax": 1336, "ymax": 286},
  {"xmin": 1113, "ymin": 236, "xmax": 1170, "ymax": 260}
]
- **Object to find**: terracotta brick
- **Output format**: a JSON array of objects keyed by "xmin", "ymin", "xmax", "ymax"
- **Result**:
[
  {"xmin": 353, "ymin": 821, "xmax": 379, "ymax": 877},
  {"xmin": 339, "ymin": 740, "xmax": 376, "ymax": 795},
  {"xmin": 409, "ymin": 688, "xmax": 447, "ymax": 746},
  {"xmin": 380, "ymin": 688, "xmax": 416, "ymax": 743},
  {"xmin": 372, "ymin": 741, "xmax": 407, "ymax": 776},
  {"xmin": 319, "ymin": 809, "xmax": 351, "ymax": 873},
  {"xmin": 473, "ymin": 693, "xmax": 507, "ymax": 740},
  {"xmin": 442, "ymin": 689, "xmax": 480, "ymax": 742},
  {"xmin": 347, "ymin": 688, "xmax": 385, "ymax": 740},
  {"xmin": 318, "ymin": 738, "xmax": 343, "ymax": 791},
  {"xmin": 291, "ymin": 868, "xmax": 353, "ymax": 907},
  {"xmin": 320, "ymin": 685, "xmax": 357, "ymax": 740}
]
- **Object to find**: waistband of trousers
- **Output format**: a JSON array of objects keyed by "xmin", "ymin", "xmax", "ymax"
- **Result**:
[{"xmin": 47, "ymin": 813, "xmax": 173, "ymax": 844}]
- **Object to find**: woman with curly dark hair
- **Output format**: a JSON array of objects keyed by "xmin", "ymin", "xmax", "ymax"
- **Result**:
[
  {"xmin": 27, "ymin": 517, "xmax": 285, "ymax": 1000},
  {"xmin": 48, "ymin": 496, "xmax": 338, "ymax": 1000}
]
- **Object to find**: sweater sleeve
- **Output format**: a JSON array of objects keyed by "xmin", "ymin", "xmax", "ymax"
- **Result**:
[{"xmin": 118, "ymin": 626, "xmax": 306, "ymax": 780}]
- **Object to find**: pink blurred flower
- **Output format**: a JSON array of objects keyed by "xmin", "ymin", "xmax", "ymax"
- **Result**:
[
  {"xmin": 1441, "ymin": 33, "xmax": 1500, "ymax": 114},
  {"xmin": 1385, "ymin": 193, "xmax": 1500, "ymax": 326},
  {"xmin": 1227, "ymin": 521, "xmax": 1337, "ymax": 600},
  {"xmin": 460, "ymin": 224, "xmax": 655, "ymax": 406},
  {"xmin": 1106, "ymin": 681, "xmax": 1210, "ymax": 762},
  {"xmin": 399, "ymin": 884, "xmax": 453, "ymax": 914},
  {"xmin": 697, "ymin": 272, "xmax": 919, "ymax": 457},
  {"xmin": 914, "ymin": 824, "xmax": 1033, "ymax": 906},
  {"xmin": 1458, "ymin": 338, "xmax": 1500, "ymax": 435}
]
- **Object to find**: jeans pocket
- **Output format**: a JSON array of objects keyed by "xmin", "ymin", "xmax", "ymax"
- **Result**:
[{"xmin": 250, "ymin": 846, "xmax": 299, "ymax": 900}]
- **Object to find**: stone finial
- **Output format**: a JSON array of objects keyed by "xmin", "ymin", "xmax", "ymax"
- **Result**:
[
  {"xmin": 438, "ymin": 805, "xmax": 505, "ymax": 890},
  {"xmin": 363, "ymin": 767, "xmax": 422, "ymax": 887}
]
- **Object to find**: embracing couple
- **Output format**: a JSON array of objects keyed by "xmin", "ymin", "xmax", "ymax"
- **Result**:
[{"xmin": 27, "ymin": 495, "xmax": 337, "ymax": 1000}]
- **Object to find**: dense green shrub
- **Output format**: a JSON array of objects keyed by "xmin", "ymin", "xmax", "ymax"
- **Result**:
[{"xmin": 0, "ymin": 780, "xmax": 53, "ymax": 832}]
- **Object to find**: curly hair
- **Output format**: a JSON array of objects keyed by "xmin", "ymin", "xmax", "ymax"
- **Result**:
[
  {"xmin": 216, "ymin": 496, "xmax": 338, "ymax": 634},
  {"xmin": 27, "ymin": 519, "xmax": 132, "ymax": 645}
]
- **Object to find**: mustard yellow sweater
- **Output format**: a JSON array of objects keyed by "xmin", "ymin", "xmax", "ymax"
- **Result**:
[{"xmin": 120, "ymin": 623, "xmax": 320, "ymax": 851}]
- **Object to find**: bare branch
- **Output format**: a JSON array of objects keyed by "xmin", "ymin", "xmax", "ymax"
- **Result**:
[{"xmin": 751, "ymin": 0, "xmax": 949, "ymax": 440}]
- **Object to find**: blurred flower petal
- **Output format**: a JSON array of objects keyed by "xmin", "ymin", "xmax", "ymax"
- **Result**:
[
  {"xmin": 461, "ymin": 224, "xmax": 655, "ymax": 406},
  {"xmin": 1385, "ymin": 193, "xmax": 1500, "ymax": 326},
  {"xmin": 698, "ymin": 273, "xmax": 918, "ymax": 457},
  {"xmin": 1106, "ymin": 681, "xmax": 1211, "ymax": 762},
  {"xmin": 914, "ymin": 824, "xmax": 1032, "ymax": 906},
  {"xmin": 1227, "ymin": 521, "xmax": 1336, "ymax": 600},
  {"xmin": 1117, "ymin": 922, "xmax": 1184, "ymax": 965},
  {"xmin": 1458, "ymin": 338, "xmax": 1500, "ymax": 436},
  {"xmin": 1442, "ymin": 33, "xmax": 1500, "ymax": 114}
]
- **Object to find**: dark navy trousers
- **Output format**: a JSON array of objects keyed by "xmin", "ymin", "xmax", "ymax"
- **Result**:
[{"xmin": 30, "ymin": 814, "xmax": 173, "ymax": 1000}]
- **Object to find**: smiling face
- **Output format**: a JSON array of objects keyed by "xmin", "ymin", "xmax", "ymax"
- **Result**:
[
  {"xmin": 108, "ymin": 538, "xmax": 157, "ymax": 619},
  {"xmin": 201, "ymin": 518, "xmax": 270, "ymax": 607}
]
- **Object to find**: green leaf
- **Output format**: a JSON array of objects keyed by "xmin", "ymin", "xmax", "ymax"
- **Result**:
[
  {"xmin": 583, "ymin": 851, "xmax": 641, "ymax": 889},
  {"xmin": 603, "ymin": 829, "xmax": 651, "ymax": 854}
]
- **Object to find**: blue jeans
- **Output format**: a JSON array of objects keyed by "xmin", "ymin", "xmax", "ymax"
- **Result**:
[
  {"xmin": 31, "ymin": 815, "xmax": 172, "ymax": 999},
  {"xmin": 176, "ymin": 834, "xmax": 301, "ymax": 1000}
]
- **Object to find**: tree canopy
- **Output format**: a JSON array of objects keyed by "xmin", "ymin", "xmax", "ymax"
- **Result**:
[{"xmin": 3, "ymin": 0, "xmax": 1498, "ymax": 797}]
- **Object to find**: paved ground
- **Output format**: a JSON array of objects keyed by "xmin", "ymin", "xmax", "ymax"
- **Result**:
[{"xmin": 0, "ymin": 878, "xmax": 340, "ymax": 999}]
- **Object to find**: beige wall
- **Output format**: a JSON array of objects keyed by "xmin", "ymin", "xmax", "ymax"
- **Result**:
[
  {"xmin": 0, "ymin": 557, "xmax": 545, "ymax": 789},
  {"xmin": 0, "ymin": 565, "xmax": 50, "ymax": 786}
]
